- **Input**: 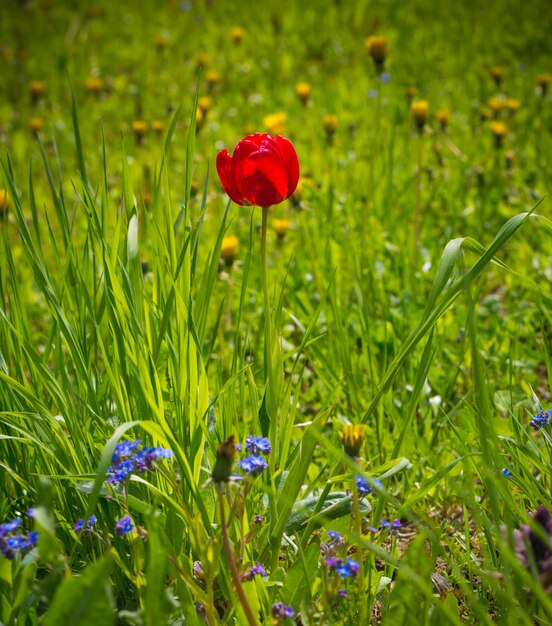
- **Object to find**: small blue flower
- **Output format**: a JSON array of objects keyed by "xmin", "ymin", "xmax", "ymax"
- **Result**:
[
  {"xmin": 502, "ymin": 467, "xmax": 513, "ymax": 478},
  {"xmin": 392, "ymin": 519, "xmax": 401, "ymax": 528},
  {"xmin": 356, "ymin": 476, "xmax": 381, "ymax": 496},
  {"xmin": 244, "ymin": 436, "xmax": 272, "ymax": 456},
  {"xmin": 380, "ymin": 72, "xmax": 391, "ymax": 83},
  {"xmin": 530, "ymin": 409, "xmax": 552, "ymax": 431},
  {"xmin": 327, "ymin": 530, "xmax": 341, "ymax": 540},
  {"xmin": 73, "ymin": 519, "xmax": 85, "ymax": 532},
  {"xmin": 335, "ymin": 558, "xmax": 360, "ymax": 579},
  {"xmin": 114, "ymin": 516, "xmax": 134, "ymax": 536},
  {"xmin": 87, "ymin": 515, "xmax": 97, "ymax": 527},
  {"xmin": 0, "ymin": 519, "xmax": 22, "ymax": 538},
  {"xmin": 29, "ymin": 531, "xmax": 39, "ymax": 544},
  {"xmin": 243, "ymin": 562, "xmax": 266, "ymax": 580},
  {"xmin": 112, "ymin": 440, "xmax": 141, "ymax": 463},
  {"xmin": 238, "ymin": 455, "xmax": 268, "ymax": 475}
]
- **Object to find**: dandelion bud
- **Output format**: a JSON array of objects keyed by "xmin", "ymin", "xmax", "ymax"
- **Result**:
[
  {"xmin": 131, "ymin": 120, "xmax": 148, "ymax": 144},
  {"xmin": 405, "ymin": 86, "xmax": 417, "ymax": 104},
  {"xmin": 295, "ymin": 82, "xmax": 312, "ymax": 106},
  {"xmin": 323, "ymin": 114, "xmax": 338, "ymax": 142},
  {"xmin": 489, "ymin": 120, "xmax": 507, "ymax": 148},
  {"xmin": 229, "ymin": 27, "xmax": 245, "ymax": 45},
  {"xmin": 154, "ymin": 35, "xmax": 167, "ymax": 51},
  {"xmin": 29, "ymin": 117, "xmax": 43, "ymax": 134},
  {"xmin": 0, "ymin": 189, "xmax": 11, "ymax": 215},
  {"xmin": 29, "ymin": 80, "xmax": 46, "ymax": 104},
  {"xmin": 198, "ymin": 96, "xmax": 212, "ymax": 115},
  {"xmin": 505, "ymin": 150, "xmax": 515, "ymax": 169},
  {"xmin": 196, "ymin": 52, "xmax": 210, "ymax": 68},
  {"xmin": 537, "ymin": 73, "xmax": 550, "ymax": 96},
  {"xmin": 195, "ymin": 107, "xmax": 204, "ymax": 131},
  {"xmin": 365, "ymin": 35, "xmax": 388, "ymax": 74},
  {"xmin": 488, "ymin": 97, "xmax": 503, "ymax": 117},
  {"xmin": 272, "ymin": 218, "xmax": 290, "ymax": 240},
  {"xmin": 212, "ymin": 435, "xmax": 237, "ymax": 483},
  {"xmin": 411, "ymin": 100, "xmax": 429, "ymax": 133},
  {"xmin": 221, "ymin": 235, "xmax": 239, "ymax": 268},
  {"xmin": 85, "ymin": 76, "xmax": 104, "ymax": 95},
  {"xmin": 490, "ymin": 66, "xmax": 503, "ymax": 87},
  {"xmin": 152, "ymin": 119, "xmax": 165, "ymax": 135},
  {"xmin": 339, "ymin": 424, "xmax": 365, "ymax": 458},
  {"xmin": 206, "ymin": 70, "xmax": 221, "ymax": 90},
  {"xmin": 506, "ymin": 98, "xmax": 521, "ymax": 115},
  {"xmin": 436, "ymin": 109, "xmax": 450, "ymax": 132}
]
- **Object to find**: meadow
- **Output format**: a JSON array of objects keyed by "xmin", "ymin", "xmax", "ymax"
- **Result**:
[{"xmin": 1, "ymin": 0, "xmax": 552, "ymax": 624}]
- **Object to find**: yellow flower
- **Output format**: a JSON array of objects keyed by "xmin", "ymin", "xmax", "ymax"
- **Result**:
[
  {"xmin": 339, "ymin": 424, "xmax": 366, "ymax": 458},
  {"xmin": 152, "ymin": 120, "xmax": 165, "ymax": 135},
  {"xmin": 0, "ymin": 189, "xmax": 11, "ymax": 213},
  {"xmin": 537, "ymin": 73, "xmax": 551, "ymax": 94},
  {"xmin": 488, "ymin": 97, "xmax": 503, "ymax": 115},
  {"xmin": 198, "ymin": 96, "xmax": 213, "ymax": 114},
  {"xmin": 29, "ymin": 80, "xmax": 46, "ymax": 100},
  {"xmin": 154, "ymin": 35, "xmax": 167, "ymax": 50},
  {"xmin": 436, "ymin": 109, "xmax": 450, "ymax": 131},
  {"xmin": 221, "ymin": 235, "xmax": 239, "ymax": 266},
  {"xmin": 506, "ymin": 98, "xmax": 521, "ymax": 114},
  {"xmin": 195, "ymin": 107, "xmax": 204, "ymax": 130},
  {"xmin": 131, "ymin": 120, "xmax": 148, "ymax": 137},
  {"xmin": 263, "ymin": 112, "xmax": 287, "ymax": 135},
  {"xmin": 490, "ymin": 66, "xmax": 503, "ymax": 86},
  {"xmin": 206, "ymin": 70, "xmax": 222, "ymax": 87},
  {"xmin": 295, "ymin": 82, "xmax": 312, "ymax": 105},
  {"xmin": 229, "ymin": 27, "xmax": 245, "ymax": 44},
  {"xmin": 29, "ymin": 117, "xmax": 44, "ymax": 132},
  {"xmin": 365, "ymin": 35, "xmax": 388, "ymax": 71},
  {"xmin": 490, "ymin": 120, "xmax": 507, "ymax": 137},
  {"xmin": 411, "ymin": 100, "xmax": 429, "ymax": 131},
  {"xmin": 322, "ymin": 114, "xmax": 338, "ymax": 135},
  {"xmin": 196, "ymin": 52, "xmax": 211, "ymax": 68},
  {"xmin": 272, "ymin": 218, "xmax": 290, "ymax": 239},
  {"xmin": 85, "ymin": 76, "xmax": 104, "ymax": 94}
]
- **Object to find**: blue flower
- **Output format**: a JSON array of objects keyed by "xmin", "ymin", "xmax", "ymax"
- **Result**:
[
  {"xmin": 335, "ymin": 558, "xmax": 360, "ymax": 579},
  {"xmin": 0, "ymin": 519, "xmax": 21, "ymax": 538},
  {"xmin": 530, "ymin": 409, "xmax": 552, "ymax": 431},
  {"xmin": 238, "ymin": 455, "xmax": 268, "ymax": 476},
  {"xmin": 73, "ymin": 519, "xmax": 85, "ymax": 532},
  {"xmin": 243, "ymin": 562, "xmax": 266, "ymax": 580},
  {"xmin": 244, "ymin": 436, "xmax": 272, "ymax": 456},
  {"xmin": 112, "ymin": 440, "xmax": 141, "ymax": 463},
  {"xmin": 272, "ymin": 602, "xmax": 295, "ymax": 619},
  {"xmin": 87, "ymin": 515, "xmax": 97, "ymax": 527},
  {"xmin": 114, "ymin": 516, "xmax": 134, "ymax": 536},
  {"xmin": 502, "ymin": 467, "xmax": 513, "ymax": 478},
  {"xmin": 327, "ymin": 530, "xmax": 341, "ymax": 540},
  {"xmin": 356, "ymin": 475, "xmax": 381, "ymax": 496}
]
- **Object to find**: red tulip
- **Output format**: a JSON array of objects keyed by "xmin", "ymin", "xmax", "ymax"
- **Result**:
[{"xmin": 216, "ymin": 133, "xmax": 299, "ymax": 208}]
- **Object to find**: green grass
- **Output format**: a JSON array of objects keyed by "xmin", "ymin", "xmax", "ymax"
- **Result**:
[{"xmin": 1, "ymin": 0, "xmax": 552, "ymax": 624}]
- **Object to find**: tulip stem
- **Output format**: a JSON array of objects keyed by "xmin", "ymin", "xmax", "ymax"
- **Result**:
[{"xmin": 261, "ymin": 205, "xmax": 274, "ymax": 412}]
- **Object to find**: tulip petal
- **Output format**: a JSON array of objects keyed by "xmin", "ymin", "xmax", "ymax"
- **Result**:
[
  {"xmin": 234, "ymin": 143, "xmax": 289, "ymax": 207},
  {"xmin": 216, "ymin": 149, "xmax": 248, "ymax": 205},
  {"xmin": 275, "ymin": 136, "xmax": 300, "ymax": 196}
]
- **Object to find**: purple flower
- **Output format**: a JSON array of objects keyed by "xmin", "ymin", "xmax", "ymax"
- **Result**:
[
  {"xmin": 243, "ymin": 562, "xmax": 266, "ymax": 580},
  {"xmin": 244, "ymin": 436, "xmax": 272, "ymax": 456},
  {"xmin": 338, "ymin": 589, "xmax": 348, "ymax": 598},
  {"xmin": 114, "ymin": 516, "xmax": 134, "ymax": 536},
  {"xmin": 335, "ymin": 558, "xmax": 360, "ymax": 579},
  {"xmin": 392, "ymin": 519, "xmax": 401, "ymax": 529},
  {"xmin": 272, "ymin": 602, "xmax": 295, "ymax": 619},
  {"xmin": 325, "ymin": 556, "xmax": 344, "ymax": 570},
  {"xmin": 73, "ymin": 519, "xmax": 85, "ymax": 532},
  {"xmin": 0, "ymin": 519, "xmax": 21, "ymax": 538},
  {"xmin": 238, "ymin": 455, "xmax": 268, "ymax": 476}
]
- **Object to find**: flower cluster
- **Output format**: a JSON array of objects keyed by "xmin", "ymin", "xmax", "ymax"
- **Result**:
[
  {"xmin": 368, "ymin": 519, "xmax": 402, "ymax": 534},
  {"xmin": 530, "ymin": 409, "xmax": 552, "ymax": 431},
  {"xmin": 73, "ymin": 515, "xmax": 97, "ymax": 533},
  {"xmin": 320, "ymin": 530, "xmax": 346, "ymax": 557},
  {"xmin": 356, "ymin": 475, "xmax": 382, "ymax": 496},
  {"xmin": 114, "ymin": 515, "xmax": 134, "ymax": 536},
  {"xmin": 237, "ymin": 435, "xmax": 271, "ymax": 476},
  {"xmin": 106, "ymin": 440, "xmax": 174, "ymax": 484},
  {"xmin": 272, "ymin": 602, "xmax": 295, "ymax": 620},
  {"xmin": 325, "ymin": 557, "xmax": 360, "ymax": 579},
  {"xmin": 0, "ymin": 518, "xmax": 39, "ymax": 560},
  {"xmin": 242, "ymin": 562, "xmax": 266, "ymax": 581}
]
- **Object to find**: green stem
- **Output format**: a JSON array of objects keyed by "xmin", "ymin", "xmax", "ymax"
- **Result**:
[
  {"xmin": 413, "ymin": 132, "xmax": 424, "ymax": 277},
  {"xmin": 218, "ymin": 487, "xmax": 259, "ymax": 626},
  {"xmin": 261, "ymin": 205, "xmax": 273, "ymax": 396}
]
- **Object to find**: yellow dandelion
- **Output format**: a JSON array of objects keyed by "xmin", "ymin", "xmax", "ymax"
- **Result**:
[
  {"xmin": 29, "ymin": 117, "xmax": 44, "ymax": 132},
  {"xmin": 339, "ymin": 424, "xmax": 366, "ymax": 458},
  {"xmin": 206, "ymin": 70, "xmax": 222, "ymax": 88},
  {"xmin": 488, "ymin": 97, "xmax": 503, "ymax": 115},
  {"xmin": 490, "ymin": 66, "xmax": 503, "ymax": 86},
  {"xmin": 295, "ymin": 82, "xmax": 313, "ymax": 105},
  {"xmin": 229, "ymin": 27, "xmax": 245, "ymax": 44},
  {"xmin": 263, "ymin": 112, "xmax": 287, "ymax": 135},
  {"xmin": 0, "ymin": 189, "xmax": 11, "ymax": 213},
  {"xmin": 411, "ymin": 100, "xmax": 429, "ymax": 132},
  {"xmin": 322, "ymin": 114, "xmax": 338, "ymax": 135},
  {"xmin": 198, "ymin": 96, "xmax": 213, "ymax": 114},
  {"xmin": 490, "ymin": 120, "xmax": 508, "ymax": 148},
  {"xmin": 152, "ymin": 120, "xmax": 165, "ymax": 135},
  {"xmin": 195, "ymin": 107, "xmax": 204, "ymax": 130},
  {"xmin": 506, "ymin": 98, "xmax": 521, "ymax": 114},
  {"xmin": 221, "ymin": 235, "xmax": 239, "ymax": 267},
  {"xmin": 196, "ymin": 52, "xmax": 210, "ymax": 68},
  {"xmin": 365, "ymin": 35, "xmax": 388, "ymax": 72},
  {"xmin": 131, "ymin": 120, "xmax": 148, "ymax": 137},
  {"xmin": 29, "ymin": 80, "xmax": 46, "ymax": 101},
  {"xmin": 272, "ymin": 218, "xmax": 291, "ymax": 239},
  {"xmin": 436, "ymin": 109, "xmax": 450, "ymax": 131},
  {"xmin": 85, "ymin": 76, "xmax": 104, "ymax": 94}
]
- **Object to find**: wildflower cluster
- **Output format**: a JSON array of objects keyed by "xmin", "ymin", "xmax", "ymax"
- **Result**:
[
  {"xmin": 106, "ymin": 439, "xmax": 174, "ymax": 484},
  {"xmin": 237, "ymin": 435, "xmax": 271, "ymax": 476},
  {"xmin": 0, "ymin": 518, "xmax": 39, "ymax": 560},
  {"xmin": 73, "ymin": 515, "xmax": 97, "ymax": 533},
  {"xmin": 272, "ymin": 602, "xmax": 296, "ymax": 621},
  {"xmin": 530, "ymin": 409, "xmax": 552, "ymax": 431},
  {"xmin": 326, "ymin": 557, "xmax": 361, "ymax": 579},
  {"xmin": 368, "ymin": 519, "xmax": 402, "ymax": 534},
  {"xmin": 114, "ymin": 516, "xmax": 134, "ymax": 536},
  {"xmin": 242, "ymin": 562, "xmax": 266, "ymax": 581}
]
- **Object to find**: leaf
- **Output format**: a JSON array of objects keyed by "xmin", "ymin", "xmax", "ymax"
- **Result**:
[
  {"xmin": 281, "ymin": 543, "xmax": 319, "ymax": 607},
  {"xmin": 43, "ymin": 556, "xmax": 114, "ymax": 626}
]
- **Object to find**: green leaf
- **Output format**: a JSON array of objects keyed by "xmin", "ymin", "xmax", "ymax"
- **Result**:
[
  {"xmin": 281, "ymin": 543, "xmax": 319, "ymax": 607},
  {"xmin": 43, "ymin": 556, "xmax": 114, "ymax": 626}
]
